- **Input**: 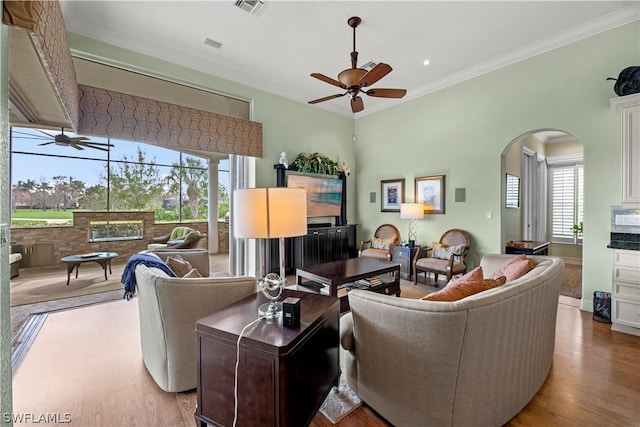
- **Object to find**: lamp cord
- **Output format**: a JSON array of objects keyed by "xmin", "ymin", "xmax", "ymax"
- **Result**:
[{"xmin": 232, "ymin": 315, "xmax": 265, "ymax": 427}]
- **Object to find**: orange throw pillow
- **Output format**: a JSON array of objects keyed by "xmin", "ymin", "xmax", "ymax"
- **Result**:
[
  {"xmin": 482, "ymin": 275, "xmax": 507, "ymax": 290},
  {"xmin": 492, "ymin": 255, "xmax": 534, "ymax": 282},
  {"xmin": 422, "ymin": 266, "xmax": 484, "ymax": 302}
]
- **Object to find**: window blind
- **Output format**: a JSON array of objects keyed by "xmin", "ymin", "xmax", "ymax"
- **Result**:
[{"xmin": 549, "ymin": 163, "xmax": 583, "ymax": 244}]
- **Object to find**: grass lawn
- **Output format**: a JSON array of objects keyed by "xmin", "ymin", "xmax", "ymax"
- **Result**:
[{"xmin": 11, "ymin": 209, "xmax": 86, "ymax": 220}]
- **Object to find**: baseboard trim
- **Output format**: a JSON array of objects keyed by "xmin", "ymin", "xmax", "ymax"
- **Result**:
[{"xmin": 561, "ymin": 257, "xmax": 582, "ymax": 265}]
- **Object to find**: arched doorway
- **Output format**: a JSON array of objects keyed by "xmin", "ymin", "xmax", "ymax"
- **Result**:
[{"xmin": 501, "ymin": 129, "xmax": 584, "ymax": 299}]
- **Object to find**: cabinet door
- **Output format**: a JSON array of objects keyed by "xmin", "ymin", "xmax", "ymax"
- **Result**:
[
  {"xmin": 18, "ymin": 243, "xmax": 53, "ymax": 267},
  {"xmin": 327, "ymin": 228, "xmax": 348, "ymax": 261},
  {"xmin": 621, "ymin": 103, "xmax": 640, "ymax": 204},
  {"xmin": 302, "ymin": 230, "xmax": 327, "ymax": 267}
]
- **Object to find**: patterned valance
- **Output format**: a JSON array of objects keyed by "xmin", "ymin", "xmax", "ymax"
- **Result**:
[{"xmin": 78, "ymin": 85, "xmax": 263, "ymax": 157}]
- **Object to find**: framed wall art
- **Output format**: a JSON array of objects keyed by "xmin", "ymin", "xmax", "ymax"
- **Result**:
[
  {"xmin": 415, "ymin": 175, "xmax": 445, "ymax": 214},
  {"xmin": 380, "ymin": 178, "xmax": 405, "ymax": 212}
]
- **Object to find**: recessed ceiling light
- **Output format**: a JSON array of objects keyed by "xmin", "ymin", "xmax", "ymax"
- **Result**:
[
  {"xmin": 423, "ymin": 59, "xmax": 431, "ymax": 66},
  {"xmin": 204, "ymin": 38, "xmax": 223, "ymax": 49}
]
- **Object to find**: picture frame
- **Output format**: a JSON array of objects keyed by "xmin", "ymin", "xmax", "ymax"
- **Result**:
[
  {"xmin": 505, "ymin": 174, "xmax": 520, "ymax": 208},
  {"xmin": 380, "ymin": 178, "xmax": 405, "ymax": 212},
  {"xmin": 415, "ymin": 175, "xmax": 446, "ymax": 214}
]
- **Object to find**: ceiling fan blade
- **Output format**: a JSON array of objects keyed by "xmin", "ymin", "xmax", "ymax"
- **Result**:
[
  {"xmin": 83, "ymin": 144, "xmax": 111, "ymax": 152},
  {"xmin": 308, "ymin": 93, "xmax": 347, "ymax": 104},
  {"xmin": 311, "ymin": 73, "xmax": 347, "ymax": 89},
  {"xmin": 351, "ymin": 96, "xmax": 364, "ymax": 113},
  {"xmin": 70, "ymin": 144, "xmax": 84, "ymax": 150},
  {"xmin": 365, "ymin": 88, "xmax": 407, "ymax": 98},
  {"xmin": 82, "ymin": 142, "xmax": 114, "ymax": 149},
  {"xmin": 34, "ymin": 129, "xmax": 55, "ymax": 139},
  {"xmin": 359, "ymin": 63, "xmax": 392, "ymax": 87},
  {"xmin": 69, "ymin": 136, "xmax": 90, "ymax": 142},
  {"xmin": 37, "ymin": 141, "xmax": 55, "ymax": 146}
]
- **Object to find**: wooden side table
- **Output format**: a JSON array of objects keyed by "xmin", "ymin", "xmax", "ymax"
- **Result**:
[
  {"xmin": 391, "ymin": 245, "xmax": 421, "ymax": 280},
  {"xmin": 195, "ymin": 289, "xmax": 340, "ymax": 427},
  {"xmin": 505, "ymin": 241, "xmax": 550, "ymax": 255}
]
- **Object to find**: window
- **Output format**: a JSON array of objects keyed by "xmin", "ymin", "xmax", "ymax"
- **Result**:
[
  {"xmin": 9, "ymin": 126, "xmax": 221, "ymax": 227},
  {"xmin": 549, "ymin": 163, "xmax": 583, "ymax": 244}
]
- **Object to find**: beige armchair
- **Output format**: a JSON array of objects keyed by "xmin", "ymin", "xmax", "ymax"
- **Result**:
[
  {"xmin": 413, "ymin": 228, "xmax": 470, "ymax": 286},
  {"xmin": 134, "ymin": 248, "xmax": 256, "ymax": 392},
  {"xmin": 358, "ymin": 224, "xmax": 401, "ymax": 261}
]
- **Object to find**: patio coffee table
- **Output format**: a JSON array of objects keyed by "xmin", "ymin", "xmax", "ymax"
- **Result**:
[
  {"xmin": 60, "ymin": 252, "xmax": 118, "ymax": 286},
  {"xmin": 296, "ymin": 257, "xmax": 401, "ymax": 313}
]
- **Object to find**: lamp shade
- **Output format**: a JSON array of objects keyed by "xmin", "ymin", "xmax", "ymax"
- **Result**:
[
  {"xmin": 400, "ymin": 203, "xmax": 424, "ymax": 219},
  {"xmin": 233, "ymin": 188, "xmax": 307, "ymax": 239}
]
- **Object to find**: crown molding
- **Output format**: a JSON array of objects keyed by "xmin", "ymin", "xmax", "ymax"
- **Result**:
[{"xmin": 359, "ymin": 5, "xmax": 640, "ymax": 118}]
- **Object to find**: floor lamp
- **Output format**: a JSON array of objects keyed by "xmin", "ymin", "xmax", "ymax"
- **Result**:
[
  {"xmin": 400, "ymin": 203, "xmax": 424, "ymax": 248},
  {"xmin": 233, "ymin": 187, "xmax": 307, "ymax": 319}
]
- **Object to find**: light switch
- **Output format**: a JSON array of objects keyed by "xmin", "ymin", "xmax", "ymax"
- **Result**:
[{"xmin": 486, "ymin": 211, "xmax": 493, "ymax": 219}]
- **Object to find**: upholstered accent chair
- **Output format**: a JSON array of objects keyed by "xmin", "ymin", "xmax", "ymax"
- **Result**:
[
  {"xmin": 359, "ymin": 224, "xmax": 401, "ymax": 262},
  {"xmin": 134, "ymin": 248, "xmax": 257, "ymax": 392},
  {"xmin": 147, "ymin": 226, "xmax": 203, "ymax": 250},
  {"xmin": 9, "ymin": 245, "xmax": 22, "ymax": 278},
  {"xmin": 413, "ymin": 229, "xmax": 470, "ymax": 286}
]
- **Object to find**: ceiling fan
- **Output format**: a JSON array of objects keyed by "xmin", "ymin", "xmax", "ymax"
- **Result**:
[
  {"xmin": 308, "ymin": 16, "xmax": 407, "ymax": 113},
  {"xmin": 14, "ymin": 128, "xmax": 114, "ymax": 152}
]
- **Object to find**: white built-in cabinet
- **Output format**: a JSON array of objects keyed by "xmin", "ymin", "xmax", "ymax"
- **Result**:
[
  {"xmin": 611, "ymin": 94, "xmax": 640, "ymax": 205},
  {"xmin": 611, "ymin": 249, "xmax": 640, "ymax": 336}
]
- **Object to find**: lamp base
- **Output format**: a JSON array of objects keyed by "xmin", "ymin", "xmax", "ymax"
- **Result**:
[
  {"xmin": 408, "ymin": 239, "xmax": 416, "ymax": 248},
  {"xmin": 258, "ymin": 301, "xmax": 283, "ymax": 320}
]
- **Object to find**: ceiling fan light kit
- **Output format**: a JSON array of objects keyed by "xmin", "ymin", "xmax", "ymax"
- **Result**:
[{"xmin": 309, "ymin": 16, "xmax": 406, "ymax": 113}]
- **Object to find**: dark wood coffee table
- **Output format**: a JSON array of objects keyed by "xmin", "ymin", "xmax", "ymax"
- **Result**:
[
  {"xmin": 60, "ymin": 252, "xmax": 118, "ymax": 286},
  {"xmin": 296, "ymin": 257, "xmax": 401, "ymax": 313}
]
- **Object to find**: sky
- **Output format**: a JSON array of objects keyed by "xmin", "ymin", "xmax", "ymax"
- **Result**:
[{"xmin": 10, "ymin": 127, "xmax": 229, "ymax": 188}]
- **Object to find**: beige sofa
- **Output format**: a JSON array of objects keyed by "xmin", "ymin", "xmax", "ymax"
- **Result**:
[
  {"xmin": 134, "ymin": 249, "xmax": 256, "ymax": 392},
  {"xmin": 340, "ymin": 254, "xmax": 564, "ymax": 426}
]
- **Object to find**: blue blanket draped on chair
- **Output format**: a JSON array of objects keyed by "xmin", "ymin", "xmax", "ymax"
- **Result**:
[{"xmin": 121, "ymin": 253, "xmax": 176, "ymax": 300}]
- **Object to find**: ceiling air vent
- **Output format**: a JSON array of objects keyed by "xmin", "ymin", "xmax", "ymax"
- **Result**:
[{"xmin": 235, "ymin": 0, "xmax": 264, "ymax": 15}]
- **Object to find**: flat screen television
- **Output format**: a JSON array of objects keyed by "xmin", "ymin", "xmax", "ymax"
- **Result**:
[{"xmin": 286, "ymin": 172, "xmax": 343, "ymax": 218}]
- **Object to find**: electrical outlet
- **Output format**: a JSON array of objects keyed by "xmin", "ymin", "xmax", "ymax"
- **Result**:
[{"xmin": 486, "ymin": 211, "xmax": 493, "ymax": 219}]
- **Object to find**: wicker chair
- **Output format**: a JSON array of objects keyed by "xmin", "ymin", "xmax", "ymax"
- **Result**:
[
  {"xmin": 147, "ymin": 227, "xmax": 204, "ymax": 250},
  {"xmin": 358, "ymin": 224, "xmax": 401, "ymax": 262},
  {"xmin": 413, "ymin": 229, "xmax": 470, "ymax": 286}
]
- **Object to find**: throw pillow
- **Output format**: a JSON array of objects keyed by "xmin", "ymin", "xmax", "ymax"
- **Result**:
[
  {"xmin": 492, "ymin": 255, "xmax": 534, "ymax": 282},
  {"xmin": 421, "ymin": 266, "xmax": 484, "ymax": 302},
  {"xmin": 183, "ymin": 268, "xmax": 203, "ymax": 278},
  {"xmin": 482, "ymin": 275, "xmax": 507, "ymax": 291},
  {"xmin": 166, "ymin": 255, "xmax": 193, "ymax": 277},
  {"xmin": 431, "ymin": 242, "xmax": 465, "ymax": 260},
  {"xmin": 183, "ymin": 230, "xmax": 201, "ymax": 244},
  {"xmin": 371, "ymin": 236, "xmax": 394, "ymax": 250}
]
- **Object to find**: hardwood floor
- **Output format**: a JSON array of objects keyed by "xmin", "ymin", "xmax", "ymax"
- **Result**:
[{"xmin": 10, "ymin": 295, "xmax": 640, "ymax": 426}]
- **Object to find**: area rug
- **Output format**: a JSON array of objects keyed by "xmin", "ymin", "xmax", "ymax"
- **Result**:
[
  {"xmin": 560, "ymin": 263, "xmax": 582, "ymax": 299},
  {"xmin": 10, "ymin": 264, "xmax": 125, "ymax": 307},
  {"xmin": 320, "ymin": 376, "xmax": 362, "ymax": 424}
]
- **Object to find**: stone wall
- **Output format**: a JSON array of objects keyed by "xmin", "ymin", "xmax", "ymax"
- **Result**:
[{"xmin": 10, "ymin": 211, "xmax": 229, "ymax": 270}]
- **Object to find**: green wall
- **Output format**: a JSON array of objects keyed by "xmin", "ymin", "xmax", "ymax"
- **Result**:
[{"xmin": 354, "ymin": 22, "xmax": 639, "ymax": 309}]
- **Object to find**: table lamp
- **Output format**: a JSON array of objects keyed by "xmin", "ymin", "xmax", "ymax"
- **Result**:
[
  {"xmin": 234, "ymin": 188, "xmax": 307, "ymax": 319},
  {"xmin": 400, "ymin": 203, "xmax": 424, "ymax": 248}
]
